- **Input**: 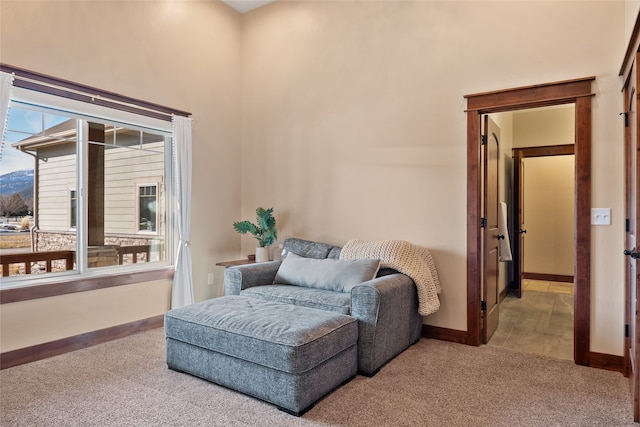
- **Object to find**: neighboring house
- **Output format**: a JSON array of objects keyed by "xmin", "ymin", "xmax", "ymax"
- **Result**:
[{"xmin": 12, "ymin": 118, "xmax": 166, "ymax": 266}]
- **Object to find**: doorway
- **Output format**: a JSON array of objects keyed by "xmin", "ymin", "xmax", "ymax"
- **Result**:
[
  {"xmin": 464, "ymin": 77, "xmax": 594, "ymax": 366},
  {"xmin": 512, "ymin": 143, "xmax": 576, "ymax": 296},
  {"xmin": 489, "ymin": 120, "xmax": 576, "ymax": 359}
]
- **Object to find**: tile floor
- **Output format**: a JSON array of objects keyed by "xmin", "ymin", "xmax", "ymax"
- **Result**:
[{"xmin": 487, "ymin": 279, "xmax": 574, "ymax": 360}]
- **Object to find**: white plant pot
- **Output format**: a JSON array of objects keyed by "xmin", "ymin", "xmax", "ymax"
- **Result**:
[{"xmin": 255, "ymin": 247, "xmax": 270, "ymax": 263}]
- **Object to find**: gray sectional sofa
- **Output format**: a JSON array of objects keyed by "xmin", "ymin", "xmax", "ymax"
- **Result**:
[{"xmin": 224, "ymin": 237, "xmax": 423, "ymax": 376}]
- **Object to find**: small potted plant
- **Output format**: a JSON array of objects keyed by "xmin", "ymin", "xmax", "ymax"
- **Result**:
[{"xmin": 233, "ymin": 207, "xmax": 277, "ymax": 262}]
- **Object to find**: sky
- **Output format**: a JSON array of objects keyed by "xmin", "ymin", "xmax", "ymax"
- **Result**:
[{"xmin": 0, "ymin": 106, "xmax": 68, "ymax": 175}]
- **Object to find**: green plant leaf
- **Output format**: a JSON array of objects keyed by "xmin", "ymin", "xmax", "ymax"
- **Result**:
[
  {"xmin": 233, "ymin": 207, "xmax": 277, "ymax": 247},
  {"xmin": 233, "ymin": 221, "xmax": 258, "ymax": 236}
]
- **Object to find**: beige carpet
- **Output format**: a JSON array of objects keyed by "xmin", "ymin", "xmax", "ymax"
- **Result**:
[{"xmin": 0, "ymin": 328, "xmax": 633, "ymax": 426}]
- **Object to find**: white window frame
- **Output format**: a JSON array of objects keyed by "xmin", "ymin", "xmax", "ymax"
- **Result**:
[{"xmin": 1, "ymin": 88, "xmax": 176, "ymax": 288}]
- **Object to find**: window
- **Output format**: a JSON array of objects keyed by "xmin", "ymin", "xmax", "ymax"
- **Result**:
[
  {"xmin": 1, "ymin": 94, "xmax": 175, "ymax": 283},
  {"xmin": 138, "ymin": 184, "xmax": 157, "ymax": 233},
  {"xmin": 70, "ymin": 190, "xmax": 77, "ymax": 229}
]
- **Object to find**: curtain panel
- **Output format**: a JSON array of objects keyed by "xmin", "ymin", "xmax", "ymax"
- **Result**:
[
  {"xmin": 0, "ymin": 71, "xmax": 14, "ymax": 146},
  {"xmin": 171, "ymin": 115, "xmax": 195, "ymax": 309}
]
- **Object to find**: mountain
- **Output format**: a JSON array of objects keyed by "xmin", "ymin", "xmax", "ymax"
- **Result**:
[{"xmin": 0, "ymin": 169, "xmax": 35, "ymax": 196}]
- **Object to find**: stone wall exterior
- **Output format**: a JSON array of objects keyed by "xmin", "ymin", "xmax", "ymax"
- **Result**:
[{"xmin": 34, "ymin": 231, "xmax": 164, "ymax": 266}]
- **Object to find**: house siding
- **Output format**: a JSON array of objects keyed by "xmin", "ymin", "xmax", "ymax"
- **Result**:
[{"xmin": 36, "ymin": 140, "xmax": 165, "ymax": 238}]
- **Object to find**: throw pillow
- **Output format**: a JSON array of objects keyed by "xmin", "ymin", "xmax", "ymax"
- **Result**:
[{"xmin": 273, "ymin": 252, "xmax": 380, "ymax": 292}]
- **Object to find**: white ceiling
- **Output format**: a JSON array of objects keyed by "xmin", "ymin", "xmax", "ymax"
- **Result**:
[{"xmin": 221, "ymin": 0, "xmax": 275, "ymax": 14}]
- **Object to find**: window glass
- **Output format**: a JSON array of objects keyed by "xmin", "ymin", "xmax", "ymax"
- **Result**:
[
  {"xmin": 89, "ymin": 122, "xmax": 167, "ymax": 269},
  {"xmin": 0, "ymin": 104, "xmax": 172, "ymax": 282},
  {"xmin": 1, "ymin": 106, "xmax": 77, "ymax": 277}
]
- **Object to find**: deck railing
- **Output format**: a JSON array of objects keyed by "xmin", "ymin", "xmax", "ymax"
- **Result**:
[
  {"xmin": 1, "ymin": 245, "xmax": 152, "ymax": 277},
  {"xmin": 116, "ymin": 245, "xmax": 151, "ymax": 265},
  {"xmin": 0, "ymin": 250, "xmax": 74, "ymax": 277}
]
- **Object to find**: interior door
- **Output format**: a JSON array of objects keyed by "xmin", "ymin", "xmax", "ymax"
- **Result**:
[
  {"xmin": 482, "ymin": 115, "xmax": 500, "ymax": 343},
  {"xmin": 512, "ymin": 150, "xmax": 525, "ymax": 298},
  {"xmin": 623, "ymin": 54, "xmax": 640, "ymax": 422}
]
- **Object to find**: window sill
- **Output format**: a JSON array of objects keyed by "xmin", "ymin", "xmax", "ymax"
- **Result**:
[{"xmin": 0, "ymin": 267, "xmax": 174, "ymax": 304}]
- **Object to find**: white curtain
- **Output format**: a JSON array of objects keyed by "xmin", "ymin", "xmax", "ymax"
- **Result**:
[
  {"xmin": 171, "ymin": 115, "xmax": 194, "ymax": 309},
  {"xmin": 0, "ymin": 71, "xmax": 14, "ymax": 150}
]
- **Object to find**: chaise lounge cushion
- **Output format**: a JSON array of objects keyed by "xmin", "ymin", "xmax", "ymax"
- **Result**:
[
  {"xmin": 165, "ymin": 295, "xmax": 357, "ymax": 374},
  {"xmin": 274, "ymin": 252, "xmax": 380, "ymax": 292},
  {"xmin": 242, "ymin": 284, "xmax": 352, "ymax": 314},
  {"xmin": 165, "ymin": 295, "xmax": 358, "ymax": 415}
]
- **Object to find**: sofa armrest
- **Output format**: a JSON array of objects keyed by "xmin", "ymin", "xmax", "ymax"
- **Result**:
[
  {"xmin": 351, "ymin": 273, "xmax": 422, "ymax": 375},
  {"xmin": 224, "ymin": 261, "xmax": 282, "ymax": 295}
]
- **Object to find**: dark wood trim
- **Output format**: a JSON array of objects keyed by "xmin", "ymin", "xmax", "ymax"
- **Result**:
[
  {"xmin": 466, "ymin": 111, "xmax": 482, "ymax": 346},
  {"xmin": 574, "ymin": 95, "xmax": 592, "ymax": 367},
  {"xmin": 0, "ymin": 63, "xmax": 191, "ymax": 120},
  {"xmin": 499, "ymin": 286, "xmax": 508, "ymax": 303},
  {"xmin": 589, "ymin": 352, "xmax": 627, "ymax": 376},
  {"xmin": 464, "ymin": 77, "xmax": 595, "ymax": 113},
  {"xmin": 513, "ymin": 149, "xmax": 524, "ymax": 298},
  {"xmin": 216, "ymin": 259, "xmax": 256, "ymax": 268},
  {"xmin": 0, "ymin": 268, "xmax": 174, "ymax": 304},
  {"xmin": 620, "ymin": 9, "xmax": 640, "ymax": 78},
  {"xmin": 465, "ymin": 77, "xmax": 593, "ymax": 366},
  {"xmin": 513, "ymin": 144, "xmax": 575, "ymax": 158},
  {"xmin": 0, "ymin": 315, "xmax": 164, "ymax": 370},
  {"xmin": 621, "ymin": 52, "xmax": 639, "ymax": 421},
  {"xmin": 422, "ymin": 325, "xmax": 469, "ymax": 345},
  {"xmin": 522, "ymin": 273, "xmax": 574, "ymax": 283},
  {"xmin": 13, "ymin": 80, "xmax": 174, "ymax": 122}
]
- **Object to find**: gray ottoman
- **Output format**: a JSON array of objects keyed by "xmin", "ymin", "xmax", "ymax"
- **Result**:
[{"xmin": 164, "ymin": 295, "xmax": 358, "ymax": 416}]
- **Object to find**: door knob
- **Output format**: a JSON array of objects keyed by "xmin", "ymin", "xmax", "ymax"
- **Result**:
[
  {"xmin": 518, "ymin": 229, "xmax": 527, "ymax": 234},
  {"xmin": 497, "ymin": 234, "xmax": 505, "ymax": 240},
  {"xmin": 624, "ymin": 248, "xmax": 640, "ymax": 259}
]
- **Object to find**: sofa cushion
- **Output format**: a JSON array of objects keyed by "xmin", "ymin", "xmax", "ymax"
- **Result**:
[
  {"xmin": 328, "ymin": 246, "xmax": 342, "ymax": 259},
  {"xmin": 241, "ymin": 284, "xmax": 352, "ymax": 314},
  {"xmin": 283, "ymin": 237, "xmax": 339, "ymax": 259},
  {"xmin": 274, "ymin": 252, "xmax": 380, "ymax": 292}
]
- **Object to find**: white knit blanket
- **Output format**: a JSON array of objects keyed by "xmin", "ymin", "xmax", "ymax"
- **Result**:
[{"xmin": 340, "ymin": 239, "xmax": 441, "ymax": 316}]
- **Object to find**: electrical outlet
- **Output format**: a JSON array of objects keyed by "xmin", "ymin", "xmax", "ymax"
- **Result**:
[{"xmin": 207, "ymin": 272, "xmax": 214, "ymax": 285}]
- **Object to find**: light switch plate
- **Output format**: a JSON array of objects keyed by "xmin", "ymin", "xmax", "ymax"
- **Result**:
[{"xmin": 591, "ymin": 208, "xmax": 611, "ymax": 225}]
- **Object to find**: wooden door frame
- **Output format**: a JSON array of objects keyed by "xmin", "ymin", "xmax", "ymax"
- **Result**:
[
  {"xmin": 620, "ymin": 13, "xmax": 640, "ymax": 419},
  {"xmin": 622, "ymin": 64, "xmax": 639, "ymax": 419},
  {"xmin": 464, "ymin": 77, "xmax": 594, "ymax": 367},
  {"xmin": 512, "ymin": 144, "xmax": 576, "ymax": 298}
]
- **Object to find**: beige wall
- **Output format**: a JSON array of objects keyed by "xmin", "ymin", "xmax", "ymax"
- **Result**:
[
  {"xmin": 523, "ymin": 156, "xmax": 575, "ymax": 277},
  {"xmin": 0, "ymin": 279, "xmax": 172, "ymax": 353},
  {"xmin": 627, "ymin": 1, "xmax": 640, "ymax": 42},
  {"xmin": 241, "ymin": 1, "xmax": 625, "ymax": 354},
  {"xmin": 0, "ymin": 1, "xmax": 630, "ymax": 358},
  {"xmin": 513, "ymin": 106, "xmax": 576, "ymax": 148},
  {"xmin": 0, "ymin": 0, "xmax": 243, "ymax": 350}
]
